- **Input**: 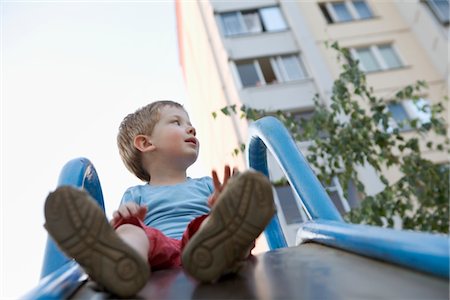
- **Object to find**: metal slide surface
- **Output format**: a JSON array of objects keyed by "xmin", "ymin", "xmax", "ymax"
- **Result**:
[
  {"xmin": 25, "ymin": 117, "xmax": 449, "ymax": 299},
  {"xmin": 70, "ymin": 243, "xmax": 448, "ymax": 299}
]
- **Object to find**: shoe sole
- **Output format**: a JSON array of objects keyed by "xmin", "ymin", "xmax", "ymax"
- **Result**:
[
  {"xmin": 44, "ymin": 186, "xmax": 149, "ymax": 298},
  {"xmin": 182, "ymin": 171, "xmax": 276, "ymax": 282}
]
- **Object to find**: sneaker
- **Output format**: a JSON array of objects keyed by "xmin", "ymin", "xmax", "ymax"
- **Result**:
[
  {"xmin": 44, "ymin": 186, "xmax": 150, "ymax": 298},
  {"xmin": 181, "ymin": 170, "xmax": 276, "ymax": 282}
]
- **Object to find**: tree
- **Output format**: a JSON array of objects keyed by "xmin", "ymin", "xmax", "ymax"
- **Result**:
[{"xmin": 215, "ymin": 42, "xmax": 449, "ymax": 234}]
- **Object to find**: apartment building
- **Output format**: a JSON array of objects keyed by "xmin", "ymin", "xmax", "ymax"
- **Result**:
[{"xmin": 175, "ymin": 0, "xmax": 449, "ymax": 245}]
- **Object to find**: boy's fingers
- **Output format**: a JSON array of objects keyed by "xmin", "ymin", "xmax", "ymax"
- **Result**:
[
  {"xmin": 110, "ymin": 212, "xmax": 120, "ymax": 226},
  {"xmin": 117, "ymin": 206, "xmax": 128, "ymax": 218},
  {"xmin": 223, "ymin": 165, "xmax": 231, "ymax": 186},
  {"xmin": 112, "ymin": 204, "xmax": 146, "ymax": 224},
  {"xmin": 207, "ymin": 195, "xmax": 214, "ymax": 207},
  {"xmin": 209, "ymin": 191, "xmax": 220, "ymax": 207},
  {"xmin": 138, "ymin": 206, "xmax": 147, "ymax": 220},
  {"xmin": 120, "ymin": 204, "xmax": 135, "ymax": 218},
  {"xmin": 232, "ymin": 167, "xmax": 239, "ymax": 176},
  {"xmin": 212, "ymin": 169, "xmax": 221, "ymax": 191},
  {"xmin": 127, "ymin": 204, "xmax": 139, "ymax": 216}
]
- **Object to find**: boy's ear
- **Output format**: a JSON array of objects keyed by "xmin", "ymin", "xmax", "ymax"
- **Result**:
[{"xmin": 134, "ymin": 135, "xmax": 155, "ymax": 152}]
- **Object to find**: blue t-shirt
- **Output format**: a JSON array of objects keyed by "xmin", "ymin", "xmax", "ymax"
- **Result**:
[{"xmin": 120, "ymin": 176, "xmax": 213, "ymax": 239}]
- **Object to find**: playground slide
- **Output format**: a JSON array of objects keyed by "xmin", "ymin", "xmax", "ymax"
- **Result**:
[{"xmin": 24, "ymin": 116, "xmax": 449, "ymax": 299}]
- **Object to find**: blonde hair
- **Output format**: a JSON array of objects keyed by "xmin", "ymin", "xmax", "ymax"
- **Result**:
[{"xmin": 117, "ymin": 100, "xmax": 184, "ymax": 182}]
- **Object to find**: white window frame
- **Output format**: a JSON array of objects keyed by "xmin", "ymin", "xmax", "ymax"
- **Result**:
[
  {"xmin": 270, "ymin": 57, "xmax": 283, "ymax": 83},
  {"xmin": 352, "ymin": 0, "xmax": 374, "ymax": 19},
  {"xmin": 219, "ymin": 12, "xmax": 247, "ymax": 36},
  {"xmin": 241, "ymin": 11, "xmax": 263, "ymax": 34},
  {"xmin": 276, "ymin": 55, "xmax": 307, "ymax": 81},
  {"xmin": 234, "ymin": 54, "xmax": 308, "ymax": 88},
  {"xmin": 351, "ymin": 44, "xmax": 403, "ymax": 72},
  {"xmin": 404, "ymin": 98, "xmax": 432, "ymax": 124},
  {"xmin": 424, "ymin": 0, "xmax": 450, "ymax": 25},
  {"xmin": 273, "ymin": 184, "xmax": 309, "ymax": 246},
  {"xmin": 219, "ymin": 6, "xmax": 287, "ymax": 37},
  {"xmin": 326, "ymin": 1, "xmax": 353, "ymax": 23},
  {"xmin": 259, "ymin": 6, "xmax": 288, "ymax": 31},
  {"xmin": 385, "ymin": 98, "xmax": 432, "ymax": 133},
  {"xmin": 324, "ymin": 0, "xmax": 373, "ymax": 23},
  {"xmin": 350, "ymin": 46, "xmax": 380, "ymax": 72},
  {"xmin": 325, "ymin": 176, "xmax": 351, "ymax": 213},
  {"xmin": 253, "ymin": 60, "xmax": 266, "ymax": 86},
  {"xmin": 386, "ymin": 101, "xmax": 412, "ymax": 133}
]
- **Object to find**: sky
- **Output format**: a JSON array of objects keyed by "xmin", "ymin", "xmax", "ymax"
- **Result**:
[{"xmin": 1, "ymin": 1, "xmax": 205, "ymax": 298}]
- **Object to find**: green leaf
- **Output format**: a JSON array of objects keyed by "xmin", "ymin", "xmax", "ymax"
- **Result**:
[{"xmin": 221, "ymin": 107, "xmax": 230, "ymax": 116}]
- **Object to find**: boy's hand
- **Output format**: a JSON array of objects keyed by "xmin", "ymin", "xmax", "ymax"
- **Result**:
[
  {"xmin": 110, "ymin": 202, "xmax": 147, "ymax": 227},
  {"xmin": 208, "ymin": 165, "xmax": 239, "ymax": 207}
]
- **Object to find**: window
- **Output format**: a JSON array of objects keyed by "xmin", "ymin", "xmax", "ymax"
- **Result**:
[
  {"xmin": 404, "ymin": 98, "xmax": 432, "ymax": 124},
  {"xmin": 437, "ymin": 163, "xmax": 450, "ymax": 175},
  {"xmin": 235, "ymin": 54, "xmax": 307, "ymax": 87},
  {"xmin": 424, "ymin": 0, "xmax": 449, "ymax": 25},
  {"xmin": 319, "ymin": 0, "xmax": 374, "ymax": 23},
  {"xmin": 354, "ymin": 47, "xmax": 380, "ymax": 72},
  {"xmin": 274, "ymin": 177, "xmax": 361, "ymax": 222},
  {"xmin": 387, "ymin": 102, "xmax": 412, "ymax": 132},
  {"xmin": 378, "ymin": 45, "xmax": 403, "ymax": 69},
  {"xmin": 259, "ymin": 7, "xmax": 288, "ymax": 31},
  {"xmin": 235, "ymin": 60, "xmax": 262, "ymax": 87},
  {"xmin": 353, "ymin": 0, "xmax": 373, "ymax": 19},
  {"xmin": 219, "ymin": 6, "xmax": 287, "ymax": 36},
  {"xmin": 351, "ymin": 44, "xmax": 403, "ymax": 72},
  {"xmin": 325, "ymin": 177, "xmax": 350, "ymax": 215},
  {"xmin": 386, "ymin": 98, "xmax": 432, "ymax": 132},
  {"xmin": 278, "ymin": 55, "xmax": 307, "ymax": 80},
  {"xmin": 275, "ymin": 185, "xmax": 305, "ymax": 225},
  {"xmin": 324, "ymin": 177, "xmax": 361, "ymax": 215},
  {"xmin": 332, "ymin": 2, "xmax": 353, "ymax": 22}
]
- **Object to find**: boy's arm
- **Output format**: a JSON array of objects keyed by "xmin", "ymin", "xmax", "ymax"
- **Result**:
[
  {"xmin": 110, "ymin": 202, "xmax": 147, "ymax": 227},
  {"xmin": 208, "ymin": 165, "xmax": 239, "ymax": 207}
]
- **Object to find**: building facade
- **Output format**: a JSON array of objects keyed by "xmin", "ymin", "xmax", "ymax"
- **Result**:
[{"xmin": 176, "ymin": 0, "xmax": 449, "ymax": 245}]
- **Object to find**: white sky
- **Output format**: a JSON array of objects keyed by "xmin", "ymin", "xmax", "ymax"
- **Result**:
[{"xmin": 1, "ymin": 1, "xmax": 205, "ymax": 298}]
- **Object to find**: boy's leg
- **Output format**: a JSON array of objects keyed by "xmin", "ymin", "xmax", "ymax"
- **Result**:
[
  {"xmin": 44, "ymin": 186, "xmax": 149, "ymax": 298},
  {"xmin": 113, "ymin": 216, "xmax": 184, "ymax": 270},
  {"xmin": 181, "ymin": 170, "xmax": 275, "ymax": 282},
  {"xmin": 115, "ymin": 224, "xmax": 150, "ymax": 263}
]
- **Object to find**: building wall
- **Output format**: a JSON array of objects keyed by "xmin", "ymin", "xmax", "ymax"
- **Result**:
[
  {"xmin": 176, "ymin": 1, "xmax": 248, "ymax": 173},
  {"xmin": 176, "ymin": 0, "xmax": 449, "ymax": 222},
  {"xmin": 393, "ymin": 0, "xmax": 449, "ymax": 87}
]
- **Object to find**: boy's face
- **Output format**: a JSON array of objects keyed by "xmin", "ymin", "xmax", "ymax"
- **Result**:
[{"xmin": 149, "ymin": 105, "xmax": 199, "ymax": 166}]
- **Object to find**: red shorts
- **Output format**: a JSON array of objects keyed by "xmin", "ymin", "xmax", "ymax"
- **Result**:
[{"xmin": 113, "ymin": 215, "xmax": 208, "ymax": 270}]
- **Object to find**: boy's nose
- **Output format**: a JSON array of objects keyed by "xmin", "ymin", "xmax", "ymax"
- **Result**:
[{"xmin": 187, "ymin": 126, "xmax": 196, "ymax": 136}]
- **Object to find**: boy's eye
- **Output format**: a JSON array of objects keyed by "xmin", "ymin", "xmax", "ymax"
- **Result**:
[{"xmin": 173, "ymin": 120, "xmax": 180, "ymax": 125}]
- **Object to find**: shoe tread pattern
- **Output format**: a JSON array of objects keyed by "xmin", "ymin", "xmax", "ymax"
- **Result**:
[
  {"xmin": 44, "ymin": 186, "xmax": 149, "ymax": 298},
  {"xmin": 182, "ymin": 171, "xmax": 275, "ymax": 282}
]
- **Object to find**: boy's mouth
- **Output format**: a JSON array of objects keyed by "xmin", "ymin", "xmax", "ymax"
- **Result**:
[{"xmin": 185, "ymin": 137, "xmax": 198, "ymax": 146}]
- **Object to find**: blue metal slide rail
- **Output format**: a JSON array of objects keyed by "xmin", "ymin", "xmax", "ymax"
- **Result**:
[
  {"xmin": 24, "ymin": 116, "xmax": 448, "ymax": 299},
  {"xmin": 23, "ymin": 158, "xmax": 105, "ymax": 299},
  {"xmin": 249, "ymin": 116, "xmax": 449, "ymax": 278}
]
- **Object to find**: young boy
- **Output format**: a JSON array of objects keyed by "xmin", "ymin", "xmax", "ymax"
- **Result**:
[{"xmin": 44, "ymin": 100, "xmax": 275, "ymax": 298}]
